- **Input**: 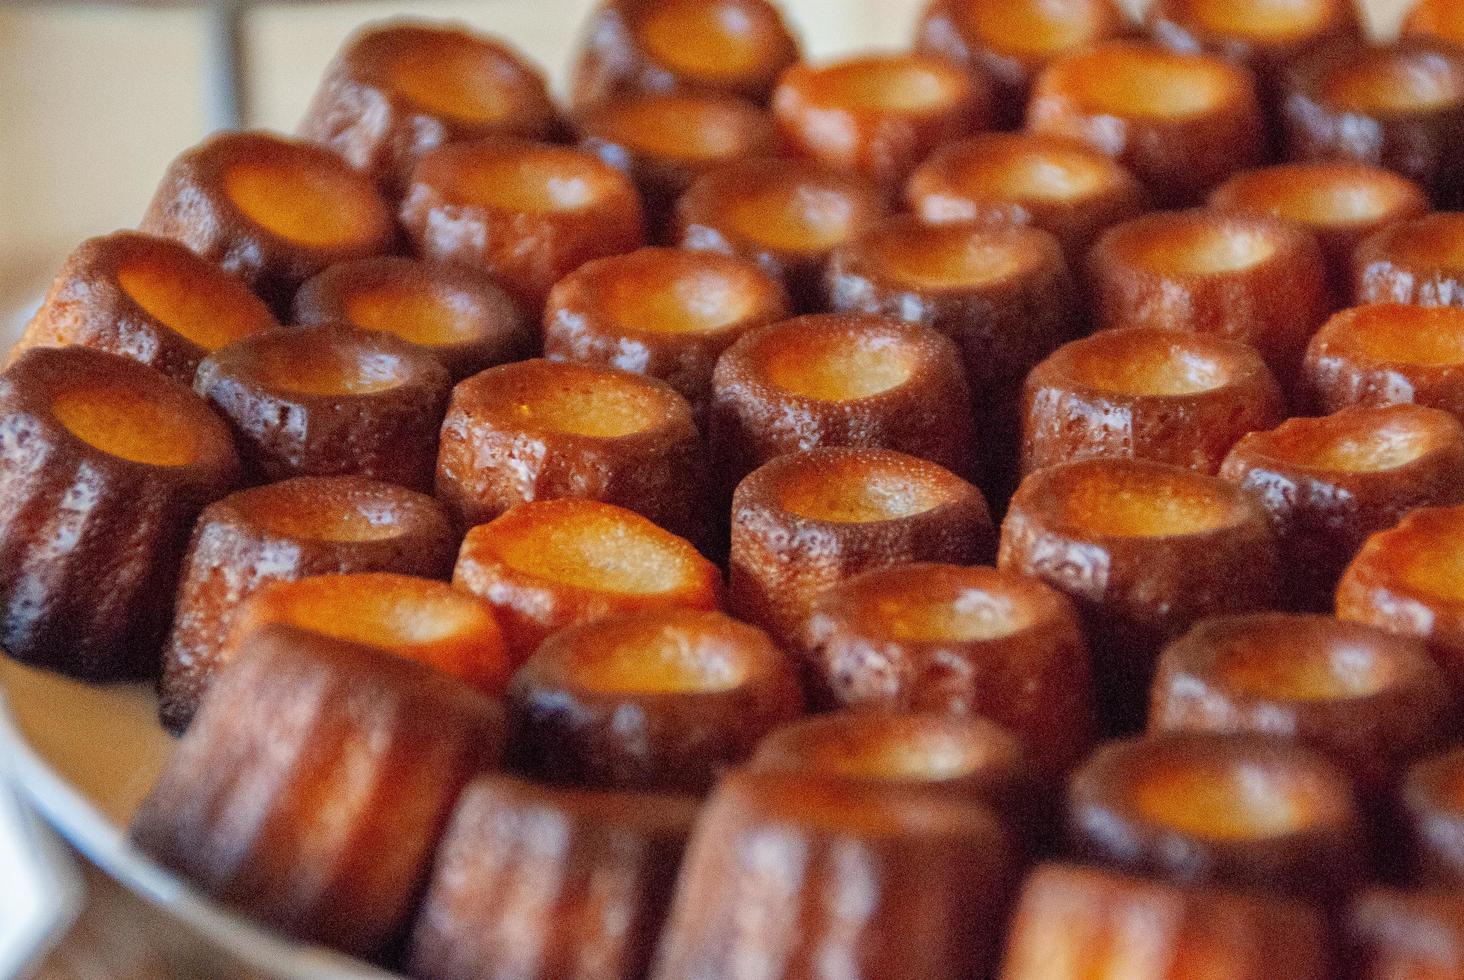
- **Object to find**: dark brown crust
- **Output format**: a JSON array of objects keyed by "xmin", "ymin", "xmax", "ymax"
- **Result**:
[
  {"xmin": 1305, "ymin": 305, "xmax": 1464, "ymax": 422},
  {"xmin": 1349, "ymin": 887, "xmax": 1464, "ymax": 977},
  {"xmin": 159, "ymin": 476, "xmax": 457, "ymax": 733},
  {"xmin": 131, "ymin": 625, "xmax": 505, "ymax": 958},
  {"xmin": 1353, "ymin": 213, "xmax": 1464, "ymax": 309},
  {"xmin": 1400, "ymin": 748, "xmax": 1464, "ymax": 886},
  {"xmin": 407, "ymin": 773, "xmax": 697, "ymax": 980},
  {"xmin": 194, "ymin": 322, "xmax": 451, "ymax": 491},
  {"xmin": 0, "ymin": 347, "xmax": 240, "ymax": 679}
]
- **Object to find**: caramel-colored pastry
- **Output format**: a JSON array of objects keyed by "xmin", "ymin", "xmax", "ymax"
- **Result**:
[
  {"xmin": 729, "ymin": 447, "xmax": 993, "ymax": 649},
  {"xmin": 1349, "ymin": 887, "xmax": 1464, "ymax": 980},
  {"xmin": 1220, "ymin": 405, "xmax": 1464, "ymax": 609},
  {"xmin": 999, "ymin": 459, "xmax": 1277, "ymax": 730},
  {"xmin": 1146, "ymin": 0, "xmax": 1355, "ymax": 84},
  {"xmin": 1028, "ymin": 41, "xmax": 1264, "ymax": 206},
  {"xmin": 1406, "ymin": 0, "xmax": 1464, "ymax": 47},
  {"xmin": 1306, "ymin": 304, "xmax": 1464, "ymax": 423},
  {"xmin": 1399, "ymin": 748, "xmax": 1464, "ymax": 886},
  {"xmin": 400, "ymin": 138, "xmax": 645, "ymax": 313},
  {"xmin": 1001, "ymin": 862, "xmax": 1333, "ymax": 980},
  {"xmin": 435, "ymin": 358, "xmax": 704, "ymax": 541},
  {"xmin": 161, "ymin": 476, "xmax": 457, "ymax": 733},
  {"xmin": 542, "ymin": 247, "xmax": 790, "ymax": 422},
  {"xmin": 292, "ymin": 256, "xmax": 531, "ymax": 381},
  {"xmin": 300, "ymin": 20, "xmax": 559, "ymax": 193},
  {"xmin": 1066, "ymin": 732, "xmax": 1365, "ymax": 900},
  {"xmin": 407, "ymin": 774, "xmax": 696, "ymax": 980},
  {"xmin": 453, "ymin": 499, "xmax": 722, "ymax": 660},
  {"xmin": 800, "ymin": 564, "xmax": 1094, "ymax": 771},
  {"xmin": 570, "ymin": 0, "xmax": 799, "ymax": 108},
  {"xmin": 141, "ymin": 131, "xmax": 394, "ymax": 310},
  {"xmin": 1354, "ymin": 213, "xmax": 1464, "ymax": 309},
  {"xmin": 1023, "ymin": 327, "xmax": 1284, "ymax": 477},
  {"xmin": 651, "ymin": 769, "xmax": 1014, "ymax": 980},
  {"xmin": 509, "ymin": 608, "xmax": 802, "ymax": 792},
  {"xmin": 13, "ymin": 231, "xmax": 277, "ymax": 382},
  {"xmin": 132, "ymin": 626, "xmax": 504, "ymax": 959},
  {"xmin": 0, "ymin": 347, "xmax": 240, "ymax": 679}
]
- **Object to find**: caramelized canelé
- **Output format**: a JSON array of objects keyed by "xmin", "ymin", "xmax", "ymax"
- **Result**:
[
  {"xmin": 1354, "ymin": 213, "xmax": 1464, "ymax": 309},
  {"xmin": 729, "ymin": 447, "xmax": 993, "ymax": 648},
  {"xmin": 0, "ymin": 348, "xmax": 240, "ymax": 679},
  {"xmin": 1350, "ymin": 888, "xmax": 1464, "ymax": 979},
  {"xmin": 194, "ymin": 322, "xmax": 451, "ymax": 491},
  {"xmin": 1022, "ymin": 327, "xmax": 1284, "ymax": 477},
  {"xmin": 1220, "ymin": 404, "xmax": 1464, "ymax": 609},
  {"xmin": 1146, "ymin": 0, "xmax": 1354, "ymax": 84},
  {"xmin": 133, "ymin": 626, "xmax": 504, "ymax": 959},
  {"xmin": 141, "ymin": 131, "xmax": 394, "ymax": 310},
  {"xmin": 407, "ymin": 774, "xmax": 697, "ymax": 980},
  {"xmin": 14, "ymin": 231, "xmax": 277, "ymax": 382},
  {"xmin": 508, "ymin": 608, "xmax": 802, "ymax": 792},
  {"xmin": 1406, "ymin": 0, "xmax": 1464, "ymax": 47},
  {"xmin": 160, "ymin": 476, "xmax": 456, "ymax": 733},
  {"xmin": 453, "ymin": 499, "xmax": 721, "ymax": 660},
  {"xmin": 1400, "ymin": 748, "xmax": 1464, "ymax": 886},
  {"xmin": 1028, "ymin": 41, "xmax": 1264, "ymax": 206},
  {"xmin": 301, "ymin": 20, "xmax": 559, "ymax": 192},
  {"xmin": 800, "ymin": 563, "xmax": 1094, "ymax": 771},
  {"xmin": 1306, "ymin": 304, "xmax": 1464, "ymax": 423}
]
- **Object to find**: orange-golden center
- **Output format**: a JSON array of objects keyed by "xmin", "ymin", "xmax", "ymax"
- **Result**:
[
  {"xmin": 872, "ymin": 587, "xmax": 1032, "ymax": 643},
  {"xmin": 1132, "ymin": 760, "xmax": 1327, "ymax": 840},
  {"xmin": 1066, "ymin": 46, "xmax": 1238, "ymax": 119},
  {"xmin": 964, "ymin": 0, "xmax": 1112, "ymax": 57},
  {"xmin": 967, "ymin": 143, "xmax": 1117, "ymax": 202},
  {"xmin": 249, "ymin": 576, "xmax": 494, "ymax": 651},
  {"xmin": 808, "ymin": 57, "xmax": 967, "ymax": 113},
  {"xmin": 1128, "ymin": 220, "xmax": 1279, "ymax": 275},
  {"xmin": 1266, "ymin": 416, "xmax": 1440, "ymax": 472},
  {"xmin": 638, "ymin": 0, "xmax": 781, "ymax": 80},
  {"xmin": 781, "ymin": 462, "xmax": 949, "ymax": 524},
  {"xmin": 256, "ymin": 343, "xmax": 407, "ymax": 396},
  {"xmin": 724, "ymin": 181, "xmax": 861, "ymax": 252},
  {"xmin": 1218, "ymin": 636, "xmax": 1397, "ymax": 701},
  {"xmin": 1386, "ymin": 518, "xmax": 1464, "ymax": 603},
  {"xmin": 224, "ymin": 159, "xmax": 380, "ymax": 247},
  {"xmin": 344, "ymin": 282, "xmax": 482, "ymax": 346},
  {"xmin": 494, "ymin": 368, "xmax": 668, "ymax": 438},
  {"xmin": 876, "ymin": 227, "xmax": 1034, "ymax": 289},
  {"xmin": 1341, "ymin": 305, "xmax": 1464, "ymax": 366},
  {"xmin": 1382, "ymin": 215, "xmax": 1464, "ymax": 269},
  {"xmin": 1058, "ymin": 467, "xmax": 1242, "ymax": 538},
  {"xmin": 1226, "ymin": 168, "xmax": 1417, "ymax": 228},
  {"xmin": 242, "ymin": 493, "xmax": 410, "ymax": 544},
  {"xmin": 52, "ymin": 384, "xmax": 202, "ymax": 468},
  {"xmin": 570, "ymin": 625, "xmax": 750, "ymax": 694},
  {"xmin": 1185, "ymin": 0, "xmax": 1335, "ymax": 39},
  {"xmin": 495, "ymin": 509, "xmax": 694, "ymax": 595},
  {"xmin": 459, "ymin": 149, "xmax": 622, "ymax": 213},
  {"xmin": 762, "ymin": 331, "xmax": 916, "ymax": 401},
  {"xmin": 115, "ymin": 253, "xmax": 270, "ymax": 351},
  {"xmin": 1065, "ymin": 335, "xmax": 1231, "ymax": 396},
  {"xmin": 597, "ymin": 96, "xmax": 761, "ymax": 162},
  {"xmin": 800, "ymin": 723, "xmax": 1004, "ymax": 781},
  {"xmin": 1326, "ymin": 53, "xmax": 1464, "ymax": 113},
  {"xmin": 602, "ymin": 262, "xmax": 763, "ymax": 334},
  {"xmin": 387, "ymin": 38, "xmax": 522, "ymax": 124}
]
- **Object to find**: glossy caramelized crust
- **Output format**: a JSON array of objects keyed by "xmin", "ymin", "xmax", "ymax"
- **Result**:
[
  {"xmin": 453, "ymin": 499, "xmax": 722, "ymax": 660},
  {"xmin": 140, "ymin": 131, "xmax": 395, "ymax": 310},
  {"xmin": 1023, "ymin": 327, "xmax": 1284, "ymax": 477},
  {"xmin": 1220, "ymin": 405, "xmax": 1464, "ymax": 610},
  {"xmin": 1151, "ymin": 613, "xmax": 1453, "ymax": 794},
  {"xmin": 674, "ymin": 157, "xmax": 889, "ymax": 311},
  {"xmin": 400, "ymin": 138, "xmax": 645, "ymax": 313},
  {"xmin": 771, "ymin": 53, "xmax": 990, "ymax": 190},
  {"xmin": 508, "ymin": 608, "xmax": 802, "ymax": 792},
  {"xmin": 1066, "ymin": 732, "xmax": 1365, "ymax": 899},
  {"xmin": 1401, "ymin": 748, "xmax": 1464, "ymax": 886},
  {"xmin": 0, "ymin": 348, "xmax": 240, "ymax": 679},
  {"xmin": 542, "ymin": 247, "xmax": 790, "ymax": 421},
  {"xmin": 1349, "ymin": 887, "xmax": 1464, "ymax": 979},
  {"xmin": 1306, "ymin": 304, "xmax": 1464, "ymax": 422},
  {"xmin": 1406, "ymin": 0, "xmax": 1464, "ymax": 47},
  {"xmin": 13, "ymin": 231, "xmax": 278, "ymax": 382},
  {"xmin": 160, "ymin": 476, "xmax": 457, "ymax": 733},
  {"xmin": 570, "ymin": 0, "xmax": 800, "ymax": 108},
  {"xmin": 292, "ymin": 256, "xmax": 531, "ymax": 381},
  {"xmin": 435, "ymin": 358, "xmax": 704, "ymax": 540},
  {"xmin": 651, "ymin": 769, "xmax": 1014, "ymax": 980},
  {"xmin": 407, "ymin": 774, "xmax": 697, "ymax": 980},
  {"xmin": 195, "ymin": 322, "xmax": 451, "ymax": 490},
  {"xmin": 1028, "ymin": 41, "xmax": 1264, "ymax": 206},
  {"xmin": 300, "ymin": 20, "xmax": 558, "ymax": 193},
  {"xmin": 132, "ymin": 626, "xmax": 504, "ymax": 958},
  {"xmin": 1354, "ymin": 213, "xmax": 1464, "ymax": 309},
  {"xmin": 1001, "ymin": 863, "xmax": 1333, "ymax": 980},
  {"xmin": 1146, "ymin": 0, "xmax": 1355, "ymax": 81},
  {"xmin": 800, "ymin": 564, "xmax": 1094, "ymax": 771},
  {"xmin": 729, "ymin": 447, "xmax": 994, "ymax": 648},
  {"xmin": 906, "ymin": 133, "xmax": 1148, "ymax": 263},
  {"xmin": 1089, "ymin": 209, "xmax": 1331, "ymax": 385}
]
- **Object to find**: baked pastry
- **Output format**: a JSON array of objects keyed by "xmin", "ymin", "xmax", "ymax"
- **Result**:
[
  {"xmin": 1400, "ymin": 747, "xmax": 1464, "ymax": 886},
  {"xmin": 1305, "ymin": 304, "xmax": 1464, "ymax": 423},
  {"xmin": 1406, "ymin": 0, "xmax": 1464, "ymax": 47},
  {"xmin": 1354, "ymin": 213, "xmax": 1464, "ymax": 309},
  {"xmin": 1349, "ymin": 887, "xmax": 1464, "ymax": 980}
]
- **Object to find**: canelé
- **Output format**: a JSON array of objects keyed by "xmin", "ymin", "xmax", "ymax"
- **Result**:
[
  {"xmin": 1400, "ymin": 748, "xmax": 1464, "ymax": 886},
  {"xmin": 1354, "ymin": 213, "xmax": 1464, "ymax": 309},
  {"xmin": 1349, "ymin": 887, "xmax": 1464, "ymax": 979},
  {"xmin": 1306, "ymin": 304, "xmax": 1464, "ymax": 423},
  {"xmin": 1406, "ymin": 0, "xmax": 1464, "ymax": 47},
  {"xmin": 1145, "ymin": 0, "xmax": 1355, "ymax": 84}
]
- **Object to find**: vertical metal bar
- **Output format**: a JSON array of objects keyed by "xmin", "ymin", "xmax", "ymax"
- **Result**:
[{"xmin": 203, "ymin": 0, "xmax": 248, "ymax": 131}]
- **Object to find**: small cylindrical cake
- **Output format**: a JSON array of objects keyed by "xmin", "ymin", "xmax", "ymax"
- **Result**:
[
  {"xmin": 570, "ymin": 0, "xmax": 800, "ymax": 108},
  {"xmin": 1028, "ymin": 41, "xmax": 1264, "ymax": 206},
  {"xmin": 1220, "ymin": 404, "xmax": 1464, "ymax": 609},
  {"xmin": 194, "ymin": 322, "xmax": 451, "ymax": 491},
  {"xmin": 300, "ymin": 20, "xmax": 559, "ymax": 193},
  {"xmin": 1151, "ymin": 613, "xmax": 1454, "ymax": 795},
  {"xmin": 1088, "ymin": 209, "xmax": 1331, "ymax": 386},
  {"xmin": 650, "ymin": 769, "xmax": 1014, "ymax": 980},
  {"xmin": 729, "ymin": 447, "xmax": 994, "ymax": 649},
  {"xmin": 1354, "ymin": 213, "xmax": 1464, "ymax": 309},
  {"xmin": 508, "ymin": 608, "xmax": 802, "ymax": 791},
  {"xmin": 400, "ymin": 138, "xmax": 645, "ymax": 314},
  {"xmin": 453, "ymin": 499, "xmax": 722, "ymax": 660},
  {"xmin": 542, "ymin": 247, "xmax": 790, "ymax": 421},
  {"xmin": 131, "ymin": 626, "xmax": 504, "ymax": 959},
  {"xmin": 435, "ymin": 358, "xmax": 704, "ymax": 541},
  {"xmin": 160, "ymin": 475, "xmax": 457, "ymax": 733},
  {"xmin": 1001, "ymin": 863, "xmax": 1333, "ymax": 980},
  {"xmin": 905, "ymin": 132, "xmax": 1148, "ymax": 263},
  {"xmin": 13, "ymin": 231, "xmax": 278, "ymax": 382},
  {"xmin": 1406, "ymin": 0, "xmax": 1464, "ymax": 47},
  {"xmin": 140, "ymin": 131, "xmax": 395, "ymax": 310},
  {"xmin": 407, "ymin": 774, "xmax": 697, "ymax": 980},
  {"xmin": 1400, "ymin": 748, "xmax": 1464, "ymax": 886},
  {"xmin": 674, "ymin": 157, "xmax": 889, "ymax": 311},
  {"xmin": 292, "ymin": 256, "xmax": 531, "ymax": 381},
  {"xmin": 772, "ymin": 53, "xmax": 990, "ymax": 190},
  {"xmin": 1022, "ymin": 327, "xmax": 1284, "ymax": 477},
  {"xmin": 0, "ymin": 347, "xmax": 241, "ymax": 679},
  {"xmin": 1146, "ymin": 0, "xmax": 1355, "ymax": 84},
  {"xmin": 1066, "ymin": 732, "xmax": 1365, "ymax": 900},
  {"xmin": 1350, "ymin": 888, "xmax": 1464, "ymax": 980},
  {"xmin": 800, "ymin": 563, "xmax": 1094, "ymax": 771},
  {"xmin": 1305, "ymin": 304, "xmax": 1464, "ymax": 423},
  {"xmin": 999, "ymin": 458, "xmax": 1277, "ymax": 731}
]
